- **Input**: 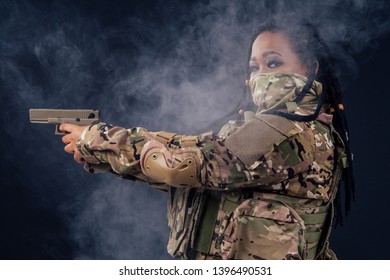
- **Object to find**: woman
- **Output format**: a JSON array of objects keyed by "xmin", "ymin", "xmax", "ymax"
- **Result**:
[{"xmin": 60, "ymin": 21, "xmax": 355, "ymax": 260}]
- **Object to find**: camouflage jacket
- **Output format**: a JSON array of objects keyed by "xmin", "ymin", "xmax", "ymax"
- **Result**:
[{"xmin": 77, "ymin": 73, "xmax": 343, "ymax": 260}]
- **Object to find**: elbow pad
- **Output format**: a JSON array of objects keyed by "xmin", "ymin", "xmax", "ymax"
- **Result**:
[{"xmin": 140, "ymin": 140, "xmax": 199, "ymax": 187}]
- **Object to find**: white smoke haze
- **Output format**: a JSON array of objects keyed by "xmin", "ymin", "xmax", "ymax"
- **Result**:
[
  {"xmin": 65, "ymin": 180, "xmax": 169, "ymax": 259},
  {"xmin": 1, "ymin": 0, "xmax": 389, "ymax": 259}
]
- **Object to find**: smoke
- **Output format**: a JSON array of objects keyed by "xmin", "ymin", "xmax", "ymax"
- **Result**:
[{"xmin": 1, "ymin": 0, "xmax": 389, "ymax": 259}]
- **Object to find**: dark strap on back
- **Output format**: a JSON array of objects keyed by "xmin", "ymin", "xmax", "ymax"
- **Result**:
[{"xmin": 193, "ymin": 193, "xmax": 220, "ymax": 254}]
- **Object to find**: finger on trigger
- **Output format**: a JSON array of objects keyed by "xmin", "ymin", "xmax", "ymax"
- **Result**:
[
  {"xmin": 59, "ymin": 123, "xmax": 66, "ymax": 133},
  {"xmin": 60, "ymin": 123, "xmax": 74, "ymax": 133}
]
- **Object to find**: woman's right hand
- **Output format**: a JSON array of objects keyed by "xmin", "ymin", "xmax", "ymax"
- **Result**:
[{"xmin": 59, "ymin": 123, "xmax": 88, "ymax": 164}]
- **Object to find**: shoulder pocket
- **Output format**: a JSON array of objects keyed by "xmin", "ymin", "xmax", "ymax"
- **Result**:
[{"xmin": 218, "ymin": 198, "xmax": 307, "ymax": 260}]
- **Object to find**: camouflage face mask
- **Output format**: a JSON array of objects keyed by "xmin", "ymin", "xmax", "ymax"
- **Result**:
[{"xmin": 247, "ymin": 72, "xmax": 323, "ymax": 114}]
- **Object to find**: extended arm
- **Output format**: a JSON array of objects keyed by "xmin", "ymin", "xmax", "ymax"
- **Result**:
[{"xmin": 65, "ymin": 116, "xmax": 333, "ymax": 198}]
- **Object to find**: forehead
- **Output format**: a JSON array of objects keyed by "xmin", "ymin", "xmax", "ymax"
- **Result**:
[{"xmin": 251, "ymin": 31, "xmax": 294, "ymax": 55}]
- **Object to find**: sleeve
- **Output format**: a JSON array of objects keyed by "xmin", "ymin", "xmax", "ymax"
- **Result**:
[{"xmin": 76, "ymin": 120, "xmax": 320, "ymax": 192}]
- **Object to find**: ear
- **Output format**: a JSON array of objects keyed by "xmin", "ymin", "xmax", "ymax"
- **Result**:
[{"xmin": 314, "ymin": 60, "xmax": 319, "ymax": 75}]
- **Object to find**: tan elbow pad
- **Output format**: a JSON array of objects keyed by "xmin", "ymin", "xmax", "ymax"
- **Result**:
[{"xmin": 140, "ymin": 140, "xmax": 199, "ymax": 187}]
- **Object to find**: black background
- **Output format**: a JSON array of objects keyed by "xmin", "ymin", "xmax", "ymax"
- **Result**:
[{"xmin": 1, "ymin": 0, "xmax": 389, "ymax": 260}]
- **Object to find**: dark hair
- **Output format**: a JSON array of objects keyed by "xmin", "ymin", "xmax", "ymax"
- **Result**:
[{"xmin": 248, "ymin": 20, "xmax": 356, "ymax": 225}]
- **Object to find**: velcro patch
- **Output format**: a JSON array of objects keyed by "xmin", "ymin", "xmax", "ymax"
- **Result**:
[{"xmin": 224, "ymin": 114, "xmax": 297, "ymax": 166}]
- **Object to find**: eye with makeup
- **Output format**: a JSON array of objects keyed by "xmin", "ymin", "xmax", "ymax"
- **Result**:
[
  {"xmin": 248, "ymin": 63, "xmax": 259, "ymax": 74},
  {"xmin": 266, "ymin": 57, "xmax": 283, "ymax": 69},
  {"xmin": 248, "ymin": 56, "xmax": 284, "ymax": 75}
]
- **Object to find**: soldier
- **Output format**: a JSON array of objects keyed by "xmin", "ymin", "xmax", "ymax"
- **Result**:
[{"xmin": 60, "ymin": 21, "xmax": 355, "ymax": 260}]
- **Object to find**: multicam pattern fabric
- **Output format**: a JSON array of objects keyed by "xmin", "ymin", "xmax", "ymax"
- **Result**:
[
  {"xmin": 249, "ymin": 72, "xmax": 323, "ymax": 114},
  {"xmin": 77, "ymin": 72, "xmax": 342, "ymax": 260},
  {"xmin": 218, "ymin": 198, "xmax": 307, "ymax": 260}
]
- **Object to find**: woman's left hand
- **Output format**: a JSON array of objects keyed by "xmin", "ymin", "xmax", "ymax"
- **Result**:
[{"xmin": 60, "ymin": 123, "xmax": 88, "ymax": 163}]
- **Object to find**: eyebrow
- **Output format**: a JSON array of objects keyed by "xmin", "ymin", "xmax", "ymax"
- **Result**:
[
  {"xmin": 250, "ymin": 51, "xmax": 283, "ymax": 62},
  {"xmin": 262, "ymin": 51, "xmax": 283, "ymax": 57}
]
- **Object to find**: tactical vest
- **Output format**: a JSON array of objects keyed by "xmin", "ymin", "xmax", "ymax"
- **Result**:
[{"xmin": 165, "ymin": 115, "xmax": 346, "ymax": 260}]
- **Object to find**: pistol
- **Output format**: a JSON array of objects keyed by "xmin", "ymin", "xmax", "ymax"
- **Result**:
[{"xmin": 29, "ymin": 109, "xmax": 100, "ymax": 135}]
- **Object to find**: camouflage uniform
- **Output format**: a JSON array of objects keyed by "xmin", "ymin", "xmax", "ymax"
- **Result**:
[{"xmin": 77, "ymin": 72, "xmax": 344, "ymax": 260}]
